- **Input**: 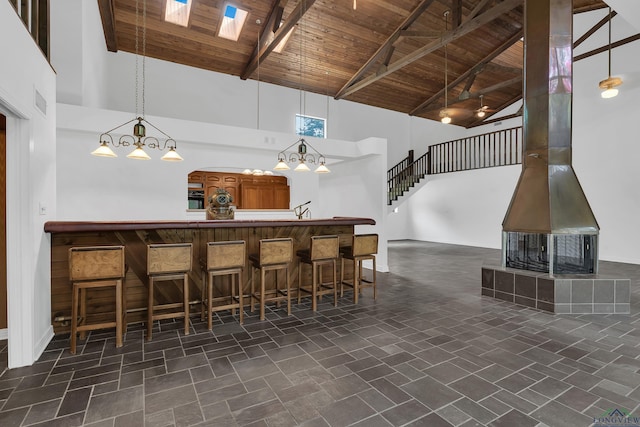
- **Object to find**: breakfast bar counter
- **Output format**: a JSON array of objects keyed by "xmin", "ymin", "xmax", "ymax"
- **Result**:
[{"xmin": 45, "ymin": 217, "xmax": 375, "ymax": 333}]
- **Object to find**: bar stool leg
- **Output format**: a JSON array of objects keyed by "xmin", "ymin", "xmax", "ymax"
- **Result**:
[
  {"xmin": 260, "ymin": 268, "xmax": 266, "ymax": 321},
  {"xmin": 201, "ymin": 271, "xmax": 206, "ymax": 323},
  {"xmin": 312, "ymin": 263, "xmax": 318, "ymax": 312},
  {"xmin": 115, "ymin": 279, "xmax": 123, "ymax": 348},
  {"xmin": 79, "ymin": 287, "xmax": 87, "ymax": 341},
  {"xmin": 372, "ymin": 257, "xmax": 377, "ymax": 299},
  {"xmin": 71, "ymin": 284, "xmax": 79, "ymax": 355},
  {"xmin": 298, "ymin": 263, "xmax": 303, "ymax": 305},
  {"xmin": 183, "ymin": 272, "xmax": 190, "ymax": 336},
  {"xmin": 238, "ymin": 271, "xmax": 244, "ymax": 324},
  {"xmin": 208, "ymin": 272, "xmax": 214, "ymax": 331},
  {"xmin": 250, "ymin": 268, "xmax": 256, "ymax": 314},
  {"xmin": 147, "ymin": 277, "xmax": 155, "ymax": 341},
  {"xmin": 286, "ymin": 266, "xmax": 291, "ymax": 315},
  {"xmin": 332, "ymin": 259, "xmax": 338, "ymax": 306},
  {"xmin": 353, "ymin": 258, "xmax": 359, "ymax": 305}
]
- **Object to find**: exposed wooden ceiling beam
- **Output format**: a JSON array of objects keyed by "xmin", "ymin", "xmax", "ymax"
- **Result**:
[
  {"xmin": 466, "ymin": 0, "xmax": 491, "ymax": 21},
  {"xmin": 574, "ymin": 10, "xmax": 616, "ymax": 49},
  {"xmin": 97, "ymin": 0, "xmax": 118, "ymax": 52},
  {"xmin": 241, "ymin": 0, "xmax": 315, "ymax": 80},
  {"xmin": 574, "ymin": 32, "xmax": 640, "ymax": 62},
  {"xmin": 338, "ymin": 0, "xmax": 523, "ymax": 99},
  {"xmin": 467, "ymin": 94, "xmax": 523, "ymax": 128},
  {"xmin": 420, "ymin": 75, "xmax": 523, "ymax": 114},
  {"xmin": 335, "ymin": 0, "xmax": 436, "ymax": 99},
  {"xmin": 410, "ymin": 29, "xmax": 523, "ymax": 115}
]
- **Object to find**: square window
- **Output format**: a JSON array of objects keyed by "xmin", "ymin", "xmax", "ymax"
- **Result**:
[{"xmin": 296, "ymin": 114, "xmax": 326, "ymax": 138}]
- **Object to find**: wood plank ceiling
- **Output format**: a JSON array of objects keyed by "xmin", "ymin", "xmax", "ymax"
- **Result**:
[{"xmin": 99, "ymin": 0, "xmax": 608, "ymax": 128}]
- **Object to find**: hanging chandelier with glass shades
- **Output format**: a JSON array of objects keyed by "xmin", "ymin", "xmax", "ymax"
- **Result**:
[
  {"xmin": 274, "ymin": 138, "xmax": 330, "ymax": 173},
  {"xmin": 91, "ymin": 0, "xmax": 183, "ymax": 161}
]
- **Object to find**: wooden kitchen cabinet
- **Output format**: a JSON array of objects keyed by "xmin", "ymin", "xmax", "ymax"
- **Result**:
[{"xmin": 190, "ymin": 171, "xmax": 290, "ymax": 209}]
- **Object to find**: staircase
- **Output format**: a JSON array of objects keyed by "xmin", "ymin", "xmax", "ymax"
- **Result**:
[{"xmin": 388, "ymin": 126, "xmax": 523, "ymax": 205}]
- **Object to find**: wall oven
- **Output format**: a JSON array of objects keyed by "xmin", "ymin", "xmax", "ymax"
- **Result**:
[{"xmin": 187, "ymin": 190, "xmax": 205, "ymax": 209}]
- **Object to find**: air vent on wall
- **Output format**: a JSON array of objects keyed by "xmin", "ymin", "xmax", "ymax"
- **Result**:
[{"xmin": 35, "ymin": 89, "xmax": 47, "ymax": 116}]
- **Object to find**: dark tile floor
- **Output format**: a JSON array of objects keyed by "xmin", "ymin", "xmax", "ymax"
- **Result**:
[{"xmin": 1, "ymin": 240, "xmax": 640, "ymax": 426}]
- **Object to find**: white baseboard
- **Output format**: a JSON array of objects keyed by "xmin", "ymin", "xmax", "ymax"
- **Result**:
[{"xmin": 34, "ymin": 326, "xmax": 54, "ymax": 362}]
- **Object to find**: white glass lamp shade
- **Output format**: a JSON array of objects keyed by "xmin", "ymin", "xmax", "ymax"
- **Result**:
[
  {"xmin": 161, "ymin": 147, "xmax": 184, "ymax": 161},
  {"xmin": 274, "ymin": 159, "xmax": 290, "ymax": 171},
  {"xmin": 91, "ymin": 142, "xmax": 117, "ymax": 158},
  {"xmin": 242, "ymin": 169, "xmax": 253, "ymax": 174},
  {"xmin": 127, "ymin": 145, "xmax": 151, "ymax": 160},
  {"xmin": 314, "ymin": 163, "xmax": 330, "ymax": 173},
  {"xmin": 441, "ymin": 115, "xmax": 452, "ymax": 124},
  {"xmin": 599, "ymin": 76, "xmax": 622, "ymax": 99},
  {"xmin": 601, "ymin": 86, "xmax": 619, "ymax": 99},
  {"xmin": 294, "ymin": 161, "xmax": 310, "ymax": 172},
  {"xmin": 476, "ymin": 110, "xmax": 486, "ymax": 118}
]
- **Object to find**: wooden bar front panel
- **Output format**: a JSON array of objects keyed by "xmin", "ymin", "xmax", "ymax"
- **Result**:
[{"xmin": 49, "ymin": 223, "xmax": 358, "ymax": 334}]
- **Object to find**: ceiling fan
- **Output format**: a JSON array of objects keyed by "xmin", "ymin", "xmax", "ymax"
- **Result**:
[{"xmin": 474, "ymin": 95, "xmax": 496, "ymax": 118}]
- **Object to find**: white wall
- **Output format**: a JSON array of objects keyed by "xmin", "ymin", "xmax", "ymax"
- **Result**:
[
  {"xmin": 0, "ymin": 1, "xmax": 57, "ymax": 368},
  {"xmin": 97, "ymin": 49, "xmax": 464, "ymax": 168},
  {"xmin": 388, "ymin": 8, "xmax": 640, "ymax": 265},
  {"xmin": 319, "ymin": 138, "xmax": 389, "ymax": 272},
  {"xmin": 57, "ymin": 103, "xmax": 381, "ymax": 218}
]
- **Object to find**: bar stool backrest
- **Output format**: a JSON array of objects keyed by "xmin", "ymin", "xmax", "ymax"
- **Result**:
[
  {"xmin": 353, "ymin": 234, "xmax": 378, "ymax": 257},
  {"xmin": 69, "ymin": 246, "xmax": 125, "ymax": 281},
  {"xmin": 259, "ymin": 238, "xmax": 293, "ymax": 265},
  {"xmin": 147, "ymin": 243, "xmax": 192, "ymax": 275},
  {"xmin": 207, "ymin": 240, "xmax": 246, "ymax": 270},
  {"xmin": 310, "ymin": 235, "xmax": 339, "ymax": 261}
]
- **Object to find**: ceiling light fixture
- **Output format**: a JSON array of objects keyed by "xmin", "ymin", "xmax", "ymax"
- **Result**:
[
  {"xmin": 274, "ymin": 0, "xmax": 330, "ymax": 174},
  {"xmin": 476, "ymin": 95, "xmax": 486, "ymax": 118},
  {"xmin": 274, "ymin": 138, "xmax": 330, "ymax": 173},
  {"xmin": 92, "ymin": 0, "xmax": 183, "ymax": 161},
  {"xmin": 440, "ymin": 11, "xmax": 451, "ymax": 125},
  {"xmin": 599, "ymin": 7, "xmax": 622, "ymax": 99}
]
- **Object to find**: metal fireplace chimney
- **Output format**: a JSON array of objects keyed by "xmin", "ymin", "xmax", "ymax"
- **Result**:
[{"xmin": 502, "ymin": 0, "xmax": 599, "ymax": 275}]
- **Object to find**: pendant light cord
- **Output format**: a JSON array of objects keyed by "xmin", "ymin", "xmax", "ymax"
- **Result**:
[
  {"xmin": 142, "ymin": 0, "xmax": 146, "ymax": 118},
  {"xmin": 607, "ymin": 7, "xmax": 612, "ymax": 78},
  {"xmin": 135, "ymin": 0, "xmax": 139, "ymax": 118},
  {"xmin": 444, "ymin": 11, "xmax": 449, "ymax": 110},
  {"xmin": 134, "ymin": 0, "xmax": 147, "ymax": 118}
]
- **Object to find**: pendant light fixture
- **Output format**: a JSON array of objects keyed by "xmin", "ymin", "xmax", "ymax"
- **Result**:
[
  {"xmin": 440, "ymin": 11, "xmax": 451, "ymax": 124},
  {"xmin": 273, "ymin": 0, "xmax": 330, "ymax": 174},
  {"xmin": 92, "ymin": 0, "xmax": 183, "ymax": 161},
  {"xmin": 599, "ymin": 7, "xmax": 622, "ymax": 99}
]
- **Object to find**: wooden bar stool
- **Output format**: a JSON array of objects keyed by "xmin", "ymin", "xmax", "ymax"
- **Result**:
[
  {"xmin": 297, "ymin": 235, "xmax": 339, "ymax": 311},
  {"xmin": 201, "ymin": 240, "xmax": 245, "ymax": 330},
  {"xmin": 68, "ymin": 245, "xmax": 126, "ymax": 355},
  {"xmin": 147, "ymin": 243, "xmax": 192, "ymax": 341},
  {"xmin": 340, "ymin": 234, "xmax": 378, "ymax": 304},
  {"xmin": 249, "ymin": 238, "xmax": 293, "ymax": 321}
]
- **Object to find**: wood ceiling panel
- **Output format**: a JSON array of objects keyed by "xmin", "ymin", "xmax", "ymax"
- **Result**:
[{"xmin": 103, "ymin": 0, "xmax": 608, "ymax": 128}]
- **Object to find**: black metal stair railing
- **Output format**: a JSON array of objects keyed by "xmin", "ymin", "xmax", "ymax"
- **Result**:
[{"xmin": 387, "ymin": 126, "xmax": 523, "ymax": 205}]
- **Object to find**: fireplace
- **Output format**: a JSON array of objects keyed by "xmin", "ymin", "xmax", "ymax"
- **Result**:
[
  {"xmin": 480, "ymin": 0, "xmax": 629, "ymax": 314},
  {"xmin": 503, "ymin": 232, "xmax": 597, "ymax": 275}
]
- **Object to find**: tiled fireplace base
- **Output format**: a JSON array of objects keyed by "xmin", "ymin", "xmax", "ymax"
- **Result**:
[{"xmin": 481, "ymin": 265, "xmax": 630, "ymax": 314}]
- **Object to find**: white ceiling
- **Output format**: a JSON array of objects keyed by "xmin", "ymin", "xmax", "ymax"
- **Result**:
[{"xmin": 606, "ymin": 0, "xmax": 640, "ymax": 30}]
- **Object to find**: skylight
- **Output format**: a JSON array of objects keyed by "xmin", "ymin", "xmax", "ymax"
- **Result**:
[
  {"xmin": 165, "ymin": 0, "xmax": 192, "ymax": 27},
  {"xmin": 218, "ymin": 4, "xmax": 248, "ymax": 41}
]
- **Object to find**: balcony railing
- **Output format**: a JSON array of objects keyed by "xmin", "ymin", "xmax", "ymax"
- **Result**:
[
  {"xmin": 8, "ymin": 0, "xmax": 49, "ymax": 59},
  {"xmin": 388, "ymin": 126, "xmax": 522, "ymax": 205}
]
